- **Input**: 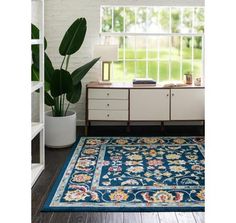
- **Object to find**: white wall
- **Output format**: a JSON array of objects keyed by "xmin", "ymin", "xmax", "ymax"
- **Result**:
[{"xmin": 44, "ymin": 0, "xmax": 204, "ymax": 125}]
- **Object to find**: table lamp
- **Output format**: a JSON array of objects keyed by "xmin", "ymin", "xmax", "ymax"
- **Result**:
[{"xmin": 93, "ymin": 44, "xmax": 118, "ymax": 82}]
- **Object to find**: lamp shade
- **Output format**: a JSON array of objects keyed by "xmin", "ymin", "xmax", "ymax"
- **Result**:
[{"xmin": 93, "ymin": 44, "xmax": 118, "ymax": 61}]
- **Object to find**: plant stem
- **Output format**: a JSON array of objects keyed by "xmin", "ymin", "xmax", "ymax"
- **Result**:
[
  {"xmin": 64, "ymin": 103, "xmax": 70, "ymax": 116},
  {"xmin": 60, "ymin": 56, "xmax": 66, "ymax": 69},
  {"xmin": 65, "ymin": 55, "xmax": 70, "ymax": 71}
]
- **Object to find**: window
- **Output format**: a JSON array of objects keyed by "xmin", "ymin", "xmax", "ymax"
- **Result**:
[{"xmin": 100, "ymin": 6, "xmax": 204, "ymax": 82}]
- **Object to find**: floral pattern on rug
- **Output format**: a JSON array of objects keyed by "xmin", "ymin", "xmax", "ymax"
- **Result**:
[{"xmin": 44, "ymin": 137, "xmax": 204, "ymax": 211}]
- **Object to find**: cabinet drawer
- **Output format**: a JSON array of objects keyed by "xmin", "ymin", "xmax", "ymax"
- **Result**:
[
  {"xmin": 88, "ymin": 89, "xmax": 128, "ymax": 99},
  {"xmin": 88, "ymin": 99, "xmax": 128, "ymax": 110},
  {"xmin": 88, "ymin": 110, "xmax": 128, "ymax": 121}
]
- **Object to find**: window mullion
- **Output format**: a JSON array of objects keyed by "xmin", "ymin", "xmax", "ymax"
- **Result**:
[
  {"xmin": 180, "ymin": 8, "xmax": 183, "ymax": 81},
  {"xmin": 180, "ymin": 36, "xmax": 183, "ymax": 81},
  {"xmin": 191, "ymin": 36, "xmax": 194, "ymax": 73},
  {"xmin": 123, "ymin": 36, "xmax": 126, "ymax": 82},
  {"xmin": 145, "ymin": 7, "xmax": 148, "ymax": 78},
  {"xmin": 134, "ymin": 7, "xmax": 137, "ymax": 78},
  {"xmin": 111, "ymin": 6, "xmax": 114, "ymax": 33},
  {"xmin": 157, "ymin": 36, "xmax": 160, "ymax": 82},
  {"xmin": 169, "ymin": 8, "xmax": 172, "ymax": 81}
]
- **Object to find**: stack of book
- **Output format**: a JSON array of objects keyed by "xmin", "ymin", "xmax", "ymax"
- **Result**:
[{"xmin": 132, "ymin": 78, "xmax": 156, "ymax": 87}]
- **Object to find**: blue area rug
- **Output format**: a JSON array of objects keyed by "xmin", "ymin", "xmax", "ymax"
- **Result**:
[{"xmin": 43, "ymin": 137, "xmax": 204, "ymax": 212}]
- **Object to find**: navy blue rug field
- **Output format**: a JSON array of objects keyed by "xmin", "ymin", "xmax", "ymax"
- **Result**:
[{"xmin": 43, "ymin": 137, "xmax": 204, "ymax": 212}]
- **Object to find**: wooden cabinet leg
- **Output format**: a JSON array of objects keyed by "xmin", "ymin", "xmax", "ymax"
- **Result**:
[
  {"xmin": 161, "ymin": 121, "xmax": 165, "ymax": 132},
  {"xmin": 126, "ymin": 122, "xmax": 130, "ymax": 133}
]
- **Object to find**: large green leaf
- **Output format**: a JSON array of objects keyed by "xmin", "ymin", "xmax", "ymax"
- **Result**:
[
  {"xmin": 31, "ymin": 52, "xmax": 54, "ymax": 85},
  {"xmin": 66, "ymin": 81, "xmax": 82, "ymax": 104},
  {"xmin": 44, "ymin": 53, "xmax": 54, "ymax": 84},
  {"xmin": 31, "ymin": 23, "xmax": 47, "ymax": 50},
  {"xmin": 45, "ymin": 92, "xmax": 55, "ymax": 106},
  {"xmin": 71, "ymin": 57, "xmax": 100, "ymax": 85},
  {"xmin": 31, "ymin": 63, "xmax": 50, "ymax": 92},
  {"xmin": 50, "ymin": 69, "xmax": 73, "ymax": 97},
  {"xmin": 59, "ymin": 18, "xmax": 87, "ymax": 56},
  {"xmin": 31, "ymin": 64, "xmax": 39, "ymax": 81}
]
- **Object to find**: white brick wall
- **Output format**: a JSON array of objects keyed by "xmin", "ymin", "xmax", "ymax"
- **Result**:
[{"xmin": 41, "ymin": 0, "xmax": 204, "ymax": 125}]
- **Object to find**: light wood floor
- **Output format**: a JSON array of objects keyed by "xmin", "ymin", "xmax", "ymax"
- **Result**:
[{"xmin": 32, "ymin": 126, "xmax": 205, "ymax": 223}]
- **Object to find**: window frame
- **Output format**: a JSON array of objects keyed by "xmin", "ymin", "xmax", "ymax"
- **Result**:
[{"xmin": 100, "ymin": 5, "xmax": 205, "ymax": 83}]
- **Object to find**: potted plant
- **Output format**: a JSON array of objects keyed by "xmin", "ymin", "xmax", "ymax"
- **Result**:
[
  {"xmin": 184, "ymin": 71, "xmax": 193, "ymax": 85},
  {"xmin": 31, "ymin": 18, "xmax": 100, "ymax": 148}
]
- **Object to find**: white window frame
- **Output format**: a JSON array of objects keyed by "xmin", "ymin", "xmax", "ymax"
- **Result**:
[{"xmin": 100, "ymin": 5, "xmax": 205, "ymax": 83}]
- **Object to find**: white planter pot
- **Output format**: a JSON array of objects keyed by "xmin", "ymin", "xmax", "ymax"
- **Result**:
[{"xmin": 45, "ymin": 110, "xmax": 76, "ymax": 148}]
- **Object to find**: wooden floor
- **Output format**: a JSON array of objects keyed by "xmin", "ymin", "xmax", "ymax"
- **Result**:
[{"xmin": 32, "ymin": 125, "xmax": 205, "ymax": 223}]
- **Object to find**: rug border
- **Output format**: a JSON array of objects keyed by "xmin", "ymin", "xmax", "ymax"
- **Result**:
[{"xmin": 42, "ymin": 136, "xmax": 205, "ymax": 212}]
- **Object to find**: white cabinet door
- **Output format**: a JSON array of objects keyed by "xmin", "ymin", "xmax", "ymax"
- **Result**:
[
  {"xmin": 130, "ymin": 89, "xmax": 170, "ymax": 121},
  {"xmin": 171, "ymin": 89, "xmax": 205, "ymax": 120}
]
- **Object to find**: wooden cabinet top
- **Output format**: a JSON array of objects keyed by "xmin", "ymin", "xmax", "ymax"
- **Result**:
[{"xmin": 86, "ymin": 82, "xmax": 205, "ymax": 89}]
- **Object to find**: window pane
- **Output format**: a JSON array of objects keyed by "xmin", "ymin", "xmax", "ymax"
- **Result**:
[
  {"xmin": 148, "ymin": 36, "xmax": 158, "ymax": 59},
  {"xmin": 148, "ymin": 61, "xmax": 157, "ymax": 80},
  {"xmin": 171, "ymin": 8, "xmax": 181, "ymax": 33},
  {"xmin": 182, "ymin": 60, "xmax": 192, "ymax": 76},
  {"xmin": 182, "ymin": 36, "xmax": 192, "ymax": 59},
  {"xmin": 159, "ymin": 8, "xmax": 170, "ymax": 33},
  {"xmin": 136, "ymin": 36, "xmax": 146, "ymax": 59},
  {"xmin": 159, "ymin": 36, "xmax": 170, "ymax": 60},
  {"xmin": 171, "ymin": 61, "xmax": 180, "ymax": 80},
  {"xmin": 113, "ymin": 7, "xmax": 124, "ymax": 32},
  {"xmin": 193, "ymin": 60, "xmax": 202, "ymax": 78},
  {"xmin": 136, "ymin": 61, "xmax": 146, "ymax": 78},
  {"xmin": 101, "ymin": 7, "xmax": 112, "ymax": 32},
  {"xmin": 194, "ymin": 8, "xmax": 204, "ymax": 33},
  {"xmin": 125, "ymin": 36, "xmax": 135, "ymax": 59},
  {"xmin": 147, "ymin": 7, "xmax": 159, "ymax": 33},
  {"xmin": 125, "ymin": 7, "xmax": 135, "ymax": 32},
  {"xmin": 194, "ymin": 36, "xmax": 202, "ymax": 60},
  {"xmin": 113, "ymin": 61, "xmax": 124, "ymax": 82},
  {"xmin": 125, "ymin": 61, "xmax": 135, "ymax": 82},
  {"xmin": 171, "ymin": 36, "xmax": 181, "ymax": 61},
  {"xmin": 159, "ymin": 61, "xmax": 169, "ymax": 81},
  {"xmin": 136, "ymin": 7, "xmax": 147, "ymax": 32},
  {"xmin": 182, "ymin": 8, "xmax": 193, "ymax": 33}
]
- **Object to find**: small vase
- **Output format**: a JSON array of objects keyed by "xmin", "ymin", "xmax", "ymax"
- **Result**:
[{"xmin": 185, "ymin": 74, "xmax": 192, "ymax": 85}]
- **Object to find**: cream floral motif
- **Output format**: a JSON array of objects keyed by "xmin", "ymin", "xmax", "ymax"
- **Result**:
[
  {"xmin": 192, "ymin": 165, "xmax": 204, "ymax": 171},
  {"xmin": 142, "ymin": 191, "xmax": 174, "ymax": 203},
  {"xmin": 121, "ymin": 179, "xmax": 139, "ymax": 185},
  {"xmin": 149, "ymin": 149, "xmax": 157, "ymax": 156},
  {"xmin": 196, "ymin": 189, "xmax": 205, "ymax": 200},
  {"xmin": 72, "ymin": 174, "xmax": 92, "ymax": 183},
  {"xmin": 127, "ymin": 166, "xmax": 144, "ymax": 173},
  {"xmin": 127, "ymin": 154, "xmax": 142, "ymax": 160},
  {"xmin": 173, "ymin": 138, "xmax": 186, "ymax": 144},
  {"xmin": 64, "ymin": 189, "xmax": 89, "ymax": 201},
  {"xmin": 166, "ymin": 154, "xmax": 181, "ymax": 160},
  {"xmin": 83, "ymin": 148, "xmax": 96, "ymax": 155},
  {"xmin": 125, "ymin": 161, "xmax": 142, "ymax": 166},
  {"xmin": 170, "ymin": 165, "xmax": 187, "ymax": 172},
  {"xmin": 109, "ymin": 190, "xmax": 129, "ymax": 201},
  {"xmin": 76, "ymin": 158, "xmax": 95, "ymax": 168},
  {"xmin": 116, "ymin": 139, "xmax": 128, "ymax": 145},
  {"xmin": 186, "ymin": 155, "xmax": 198, "ymax": 160},
  {"xmin": 148, "ymin": 159, "xmax": 163, "ymax": 166},
  {"xmin": 86, "ymin": 139, "xmax": 103, "ymax": 145},
  {"xmin": 141, "ymin": 137, "xmax": 164, "ymax": 144},
  {"xmin": 169, "ymin": 160, "xmax": 186, "ymax": 165}
]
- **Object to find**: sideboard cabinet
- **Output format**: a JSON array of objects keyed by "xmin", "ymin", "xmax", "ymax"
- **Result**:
[{"xmin": 86, "ymin": 83, "xmax": 204, "ymax": 133}]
